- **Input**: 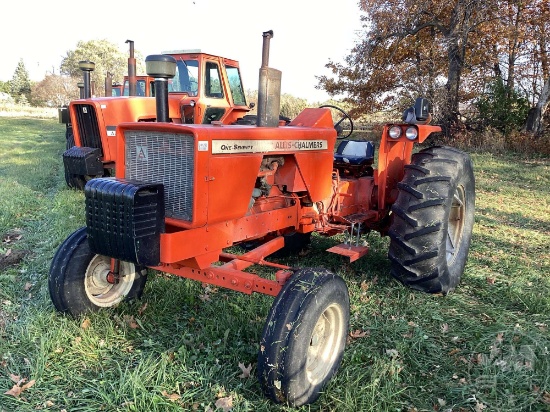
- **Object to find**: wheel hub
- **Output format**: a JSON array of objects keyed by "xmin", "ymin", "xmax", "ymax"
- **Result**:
[
  {"xmin": 84, "ymin": 255, "xmax": 136, "ymax": 307},
  {"xmin": 306, "ymin": 303, "xmax": 345, "ymax": 385},
  {"xmin": 447, "ymin": 185, "xmax": 466, "ymax": 264}
]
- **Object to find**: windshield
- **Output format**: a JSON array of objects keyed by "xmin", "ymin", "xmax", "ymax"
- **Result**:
[
  {"xmin": 123, "ymin": 79, "xmax": 150, "ymax": 96},
  {"xmin": 169, "ymin": 59, "xmax": 199, "ymax": 96}
]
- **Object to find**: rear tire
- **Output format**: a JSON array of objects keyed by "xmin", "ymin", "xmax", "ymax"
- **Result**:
[
  {"xmin": 49, "ymin": 227, "xmax": 147, "ymax": 317},
  {"xmin": 388, "ymin": 146, "xmax": 475, "ymax": 294},
  {"xmin": 258, "ymin": 268, "xmax": 349, "ymax": 406}
]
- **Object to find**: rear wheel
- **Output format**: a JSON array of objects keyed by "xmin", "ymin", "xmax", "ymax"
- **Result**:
[
  {"xmin": 258, "ymin": 268, "xmax": 349, "ymax": 406},
  {"xmin": 49, "ymin": 227, "xmax": 147, "ymax": 317},
  {"xmin": 388, "ymin": 146, "xmax": 475, "ymax": 294}
]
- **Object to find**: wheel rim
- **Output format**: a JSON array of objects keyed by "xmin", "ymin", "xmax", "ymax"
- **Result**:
[
  {"xmin": 84, "ymin": 255, "xmax": 136, "ymax": 307},
  {"xmin": 447, "ymin": 185, "xmax": 466, "ymax": 264},
  {"xmin": 306, "ymin": 303, "xmax": 345, "ymax": 385}
]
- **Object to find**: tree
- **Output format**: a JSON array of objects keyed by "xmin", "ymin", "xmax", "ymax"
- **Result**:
[
  {"xmin": 31, "ymin": 74, "xmax": 79, "ymax": 107},
  {"xmin": 474, "ymin": 78, "xmax": 530, "ymax": 134},
  {"xmin": 319, "ymin": 0, "xmax": 549, "ymax": 137},
  {"xmin": 10, "ymin": 59, "xmax": 32, "ymax": 104},
  {"xmin": 60, "ymin": 39, "xmax": 145, "ymax": 97},
  {"xmin": 0, "ymin": 80, "xmax": 10, "ymax": 94},
  {"xmin": 318, "ymin": 0, "xmax": 497, "ymax": 134},
  {"xmin": 521, "ymin": 1, "xmax": 550, "ymax": 134},
  {"xmin": 280, "ymin": 94, "xmax": 309, "ymax": 119}
]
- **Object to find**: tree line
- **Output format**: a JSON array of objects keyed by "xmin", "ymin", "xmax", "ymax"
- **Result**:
[
  {"xmin": 318, "ymin": 0, "xmax": 549, "ymax": 137},
  {"xmin": 2, "ymin": 1, "xmax": 549, "ymax": 143}
]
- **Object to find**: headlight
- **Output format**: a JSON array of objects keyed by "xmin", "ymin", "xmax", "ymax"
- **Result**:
[
  {"xmin": 389, "ymin": 125, "xmax": 402, "ymax": 139},
  {"xmin": 405, "ymin": 126, "xmax": 418, "ymax": 140}
]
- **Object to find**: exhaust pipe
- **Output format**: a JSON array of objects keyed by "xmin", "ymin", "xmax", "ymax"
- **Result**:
[
  {"xmin": 78, "ymin": 61, "xmax": 95, "ymax": 99},
  {"xmin": 105, "ymin": 72, "xmax": 113, "ymax": 97},
  {"xmin": 126, "ymin": 40, "xmax": 137, "ymax": 96},
  {"xmin": 257, "ymin": 30, "xmax": 281, "ymax": 127},
  {"xmin": 77, "ymin": 82, "xmax": 85, "ymax": 99},
  {"xmin": 145, "ymin": 54, "xmax": 176, "ymax": 122}
]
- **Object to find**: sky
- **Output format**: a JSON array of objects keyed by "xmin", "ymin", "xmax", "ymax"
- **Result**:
[{"xmin": 0, "ymin": 0, "xmax": 364, "ymax": 103}]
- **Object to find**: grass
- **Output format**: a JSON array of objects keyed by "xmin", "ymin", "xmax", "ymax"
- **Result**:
[{"xmin": 0, "ymin": 116, "xmax": 549, "ymax": 411}]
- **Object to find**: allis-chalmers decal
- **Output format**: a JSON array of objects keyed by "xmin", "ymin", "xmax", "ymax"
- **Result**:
[{"xmin": 212, "ymin": 139, "xmax": 327, "ymax": 154}]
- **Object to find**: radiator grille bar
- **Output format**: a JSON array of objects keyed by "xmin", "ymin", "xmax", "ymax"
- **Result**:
[{"xmin": 73, "ymin": 104, "xmax": 103, "ymax": 153}]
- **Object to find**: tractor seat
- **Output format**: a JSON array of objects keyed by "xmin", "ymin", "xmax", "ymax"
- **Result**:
[{"xmin": 334, "ymin": 140, "xmax": 375, "ymax": 165}]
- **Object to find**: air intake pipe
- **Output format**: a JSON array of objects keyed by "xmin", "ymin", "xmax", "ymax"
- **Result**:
[
  {"xmin": 105, "ymin": 72, "xmax": 113, "ymax": 97},
  {"xmin": 145, "ymin": 54, "xmax": 176, "ymax": 123},
  {"xmin": 257, "ymin": 30, "xmax": 281, "ymax": 127},
  {"xmin": 78, "ymin": 61, "xmax": 95, "ymax": 99}
]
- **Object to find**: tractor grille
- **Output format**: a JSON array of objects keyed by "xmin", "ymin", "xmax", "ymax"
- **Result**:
[
  {"xmin": 125, "ymin": 130, "xmax": 195, "ymax": 221},
  {"xmin": 73, "ymin": 104, "xmax": 102, "ymax": 153}
]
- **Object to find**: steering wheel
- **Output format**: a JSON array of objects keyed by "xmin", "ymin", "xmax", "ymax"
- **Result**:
[{"xmin": 319, "ymin": 105, "xmax": 354, "ymax": 139}]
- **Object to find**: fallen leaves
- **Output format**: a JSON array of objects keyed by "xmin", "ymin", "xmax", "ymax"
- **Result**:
[
  {"xmin": 350, "ymin": 329, "xmax": 369, "ymax": 339},
  {"xmin": 4, "ymin": 374, "xmax": 36, "ymax": 398},
  {"xmin": 199, "ymin": 285, "xmax": 219, "ymax": 302},
  {"xmin": 215, "ymin": 395, "xmax": 233, "ymax": 411},
  {"xmin": 238, "ymin": 362, "xmax": 252, "ymax": 378},
  {"xmin": 80, "ymin": 318, "xmax": 91, "ymax": 330},
  {"xmin": 161, "ymin": 390, "xmax": 181, "ymax": 401},
  {"xmin": 123, "ymin": 315, "xmax": 139, "ymax": 329}
]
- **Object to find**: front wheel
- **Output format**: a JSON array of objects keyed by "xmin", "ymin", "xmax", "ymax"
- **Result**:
[
  {"xmin": 48, "ymin": 227, "xmax": 147, "ymax": 317},
  {"xmin": 258, "ymin": 268, "xmax": 349, "ymax": 406},
  {"xmin": 388, "ymin": 146, "xmax": 475, "ymax": 294}
]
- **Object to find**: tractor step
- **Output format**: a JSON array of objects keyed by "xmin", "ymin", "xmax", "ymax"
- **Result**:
[{"xmin": 326, "ymin": 243, "xmax": 369, "ymax": 262}]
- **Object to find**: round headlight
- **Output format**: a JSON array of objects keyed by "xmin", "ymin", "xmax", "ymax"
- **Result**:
[
  {"xmin": 405, "ymin": 126, "xmax": 418, "ymax": 140},
  {"xmin": 389, "ymin": 125, "xmax": 402, "ymax": 139}
]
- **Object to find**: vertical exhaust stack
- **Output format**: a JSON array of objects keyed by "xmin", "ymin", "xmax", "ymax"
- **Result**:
[
  {"xmin": 257, "ymin": 30, "xmax": 282, "ymax": 127},
  {"xmin": 126, "ymin": 40, "xmax": 137, "ymax": 96},
  {"xmin": 105, "ymin": 72, "xmax": 113, "ymax": 97},
  {"xmin": 78, "ymin": 61, "xmax": 95, "ymax": 99},
  {"xmin": 77, "ymin": 82, "xmax": 85, "ymax": 99},
  {"xmin": 145, "ymin": 55, "xmax": 176, "ymax": 123}
]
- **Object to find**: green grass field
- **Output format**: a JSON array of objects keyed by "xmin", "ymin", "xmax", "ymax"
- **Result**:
[{"xmin": 0, "ymin": 117, "xmax": 549, "ymax": 411}]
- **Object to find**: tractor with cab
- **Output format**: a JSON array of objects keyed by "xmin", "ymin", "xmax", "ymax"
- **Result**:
[{"xmin": 62, "ymin": 43, "xmax": 254, "ymax": 189}]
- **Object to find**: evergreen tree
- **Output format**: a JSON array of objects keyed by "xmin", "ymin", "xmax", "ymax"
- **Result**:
[{"xmin": 10, "ymin": 59, "xmax": 31, "ymax": 103}]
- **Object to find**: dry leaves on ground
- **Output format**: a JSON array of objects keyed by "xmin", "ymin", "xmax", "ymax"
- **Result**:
[
  {"xmin": 215, "ymin": 395, "xmax": 233, "ymax": 411},
  {"xmin": 238, "ymin": 363, "xmax": 252, "ymax": 378},
  {"xmin": 4, "ymin": 374, "xmax": 36, "ymax": 398}
]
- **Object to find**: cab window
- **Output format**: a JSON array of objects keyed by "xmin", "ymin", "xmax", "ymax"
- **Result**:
[
  {"xmin": 170, "ymin": 59, "xmax": 199, "ymax": 96},
  {"xmin": 226, "ymin": 65, "xmax": 246, "ymax": 106},
  {"xmin": 205, "ymin": 62, "xmax": 223, "ymax": 98}
]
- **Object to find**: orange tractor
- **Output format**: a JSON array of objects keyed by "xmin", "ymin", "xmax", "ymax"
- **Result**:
[
  {"xmin": 49, "ymin": 31, "xmax": 475, "ymax": 406},
  {"xmin": 62, "ymin": 40, "xmax": 254, "ymax": 189}
]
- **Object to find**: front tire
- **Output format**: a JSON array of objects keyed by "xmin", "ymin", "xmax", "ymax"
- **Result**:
[
  {"xmin": 49, "ymin": 227, "xmax": 147, "ymax": 317},
  {"xmin": 388, "ymin": 146, "xmax": 475, "ymax": 294},
  {"xmin": 258, "ymin": 268, "xmax": 349, "ymax": 406}
]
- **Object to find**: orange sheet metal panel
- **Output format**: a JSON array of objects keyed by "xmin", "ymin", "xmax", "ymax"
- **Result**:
[
  {"xmin": 376, "ymin": 124, "xmax": 442, "ymax": 211},
  {"xmin": 207, "ymin": 154, "xmax": 263, "ymax": 224},
  {"xmin": 160, "ymin": 206, "xmax": 299, "ymax": 265}
]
